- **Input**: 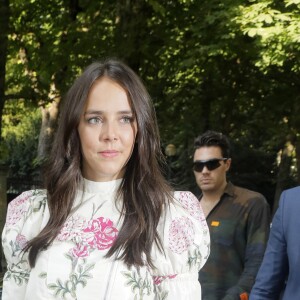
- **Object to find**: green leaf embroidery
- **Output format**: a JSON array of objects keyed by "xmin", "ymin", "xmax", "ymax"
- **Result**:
[{"xmin": 122, "ymin": 270, "xmax": 152, "ymax": 300}]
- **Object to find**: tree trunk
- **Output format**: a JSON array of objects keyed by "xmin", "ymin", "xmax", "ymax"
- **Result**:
[
  {"xmin": 37, "ymin": 0, "xmax": 81, "ymax": 162},
  {"xmin": 37, "ymin": 100, "xmax": 59, "ymax": 161},
  {"xmin": 272, "ymin": 139, "xmax": 295, "ymax": 215},
  {"xmin": 0, "ymin": 0, "xmax": 9, "ymax": 139}
]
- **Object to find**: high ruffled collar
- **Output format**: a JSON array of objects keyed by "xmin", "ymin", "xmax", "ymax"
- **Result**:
[{"xmin": 82, "ymin": 178, "xmax": 122, "ymax": 194}]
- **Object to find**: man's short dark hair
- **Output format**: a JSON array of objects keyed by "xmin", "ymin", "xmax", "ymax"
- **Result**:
[{"xmin": 194, "ymin": 130, "xmax": 231, "ymax": 158}]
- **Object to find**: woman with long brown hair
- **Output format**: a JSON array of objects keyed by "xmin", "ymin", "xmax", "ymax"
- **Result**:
[{"xmin": 2, "ymin": 58, "xmax": 210, "ymax": 299}]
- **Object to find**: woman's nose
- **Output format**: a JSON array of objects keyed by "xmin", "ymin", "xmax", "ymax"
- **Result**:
[{"xmin": 101, "ymin": 122, "xmax": 118, "ymax": 141}]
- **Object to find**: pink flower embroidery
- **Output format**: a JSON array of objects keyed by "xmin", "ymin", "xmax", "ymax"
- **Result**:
[
  {"xmin": 70, "ymin": 244, "xmax": 90, "ymax": 258},
  {"xmin": 153, "ymin": 274, "xmax": 177, "ymax": 285},
  {"xmin": 15, "ymin": 234, "xmax": 28, "ymax": 250},
  {"xmin": 57, "ymin": 215, "xmax": 87, "ymax": 241},
  {"xmin": 177, "ymin": 192, "xmax": 205, "ymax": 222},
  {"xmin": 83, "ymin": 217, "xmax": 118, "ymax": 250},
  {"xmin": 168, "ymin": 216, "xmax": 195, "ymax": 254},
  {"xmin": 6, "ymin": 191, "xmax": 32, "ymax": 226}
]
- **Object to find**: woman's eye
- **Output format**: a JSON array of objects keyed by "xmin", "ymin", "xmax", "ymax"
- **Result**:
[
  {"xmin": 87, "ymin": 117, "xmax": 102, "ymax": 124},
  {"xmin": 121, "ymin": 116, "xmax": 133, "ymax": 123}
]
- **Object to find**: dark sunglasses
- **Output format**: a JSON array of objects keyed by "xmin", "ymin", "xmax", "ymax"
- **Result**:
[{"xmin": 193, "ymin": 158, "xmax": 228, "ymax": 172}]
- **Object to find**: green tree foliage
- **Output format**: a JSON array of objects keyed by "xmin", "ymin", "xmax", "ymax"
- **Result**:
[
  {"xmin": 2, "ymin": 100, "xmax": 41, "ymax": 177},
  {"xmin": 1, "ymin": 0, "xmax": 300, "ymax": 206}
]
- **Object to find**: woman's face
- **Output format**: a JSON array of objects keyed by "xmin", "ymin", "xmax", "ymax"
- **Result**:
[{"xmin": 78, "ymin": 77, "xmax": 138, "ymax": 182}]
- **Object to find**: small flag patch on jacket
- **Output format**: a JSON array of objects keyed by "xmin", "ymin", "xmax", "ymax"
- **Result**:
[{"xmin": 211, "ymin": 221, "xmax": 219, "ymax": 226}]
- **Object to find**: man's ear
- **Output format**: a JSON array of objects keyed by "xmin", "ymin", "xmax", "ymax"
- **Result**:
[{"xmin": 225, "ymin": 158, "xmax": 232, "ymax": 171}]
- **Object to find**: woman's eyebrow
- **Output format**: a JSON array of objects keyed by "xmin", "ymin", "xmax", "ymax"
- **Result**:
[
  {"xmin": 84, "ymin": 110, "xmax": 103, "ymax": 115},
  {"xmin": 84, "ymin": 110, "xmax": 133, "ymax": 115}
]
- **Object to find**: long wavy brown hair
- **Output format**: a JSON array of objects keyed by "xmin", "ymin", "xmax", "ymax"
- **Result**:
[{"xmin": 25, "ymin": 58, "xmax": 172, "ymax": 268}]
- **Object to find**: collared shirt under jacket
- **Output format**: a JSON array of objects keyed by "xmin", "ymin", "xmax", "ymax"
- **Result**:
[{"xmin": 199, "ymin": 182, "xmax": 270, "ymax": 300}]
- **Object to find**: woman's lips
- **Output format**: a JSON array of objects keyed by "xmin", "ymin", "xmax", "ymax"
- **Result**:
[{"xmin": 99, "ymin": 150, "xmax": 119, "ymax": 158}]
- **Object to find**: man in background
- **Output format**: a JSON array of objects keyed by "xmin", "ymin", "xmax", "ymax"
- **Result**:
[{"xmin": 193, "ymin": 130, "xmax": 270, "ymax": 300}]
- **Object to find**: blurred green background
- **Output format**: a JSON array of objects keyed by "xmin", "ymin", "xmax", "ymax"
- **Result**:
[{"xmin": 1, "ymin": 0, "xmax": 300, "ymax": 216}]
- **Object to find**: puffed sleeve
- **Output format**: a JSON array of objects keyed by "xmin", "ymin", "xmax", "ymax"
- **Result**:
[
  {"xmin": 151, "ymin": 191, "xmax": 210, "ymax": 299},
  {"xmin": 1, "ymin": 190, "xmax": 48, "ymax": 300}
]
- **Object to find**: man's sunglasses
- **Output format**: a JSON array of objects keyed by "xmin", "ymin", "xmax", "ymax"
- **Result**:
[{"xmin": 193, "ymin": 158, "xmax": 228, "ymax": 172}]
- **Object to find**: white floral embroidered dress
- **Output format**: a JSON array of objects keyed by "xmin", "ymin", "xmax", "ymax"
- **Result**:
[{"xmin": 2, "ymin": 179, "xmax": 210, "ymax": 300}]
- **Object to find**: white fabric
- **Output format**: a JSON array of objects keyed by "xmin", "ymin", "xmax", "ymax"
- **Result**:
[{"xmin": 2, "ymin": 179, "xmax": 210, "ymax": 299}]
